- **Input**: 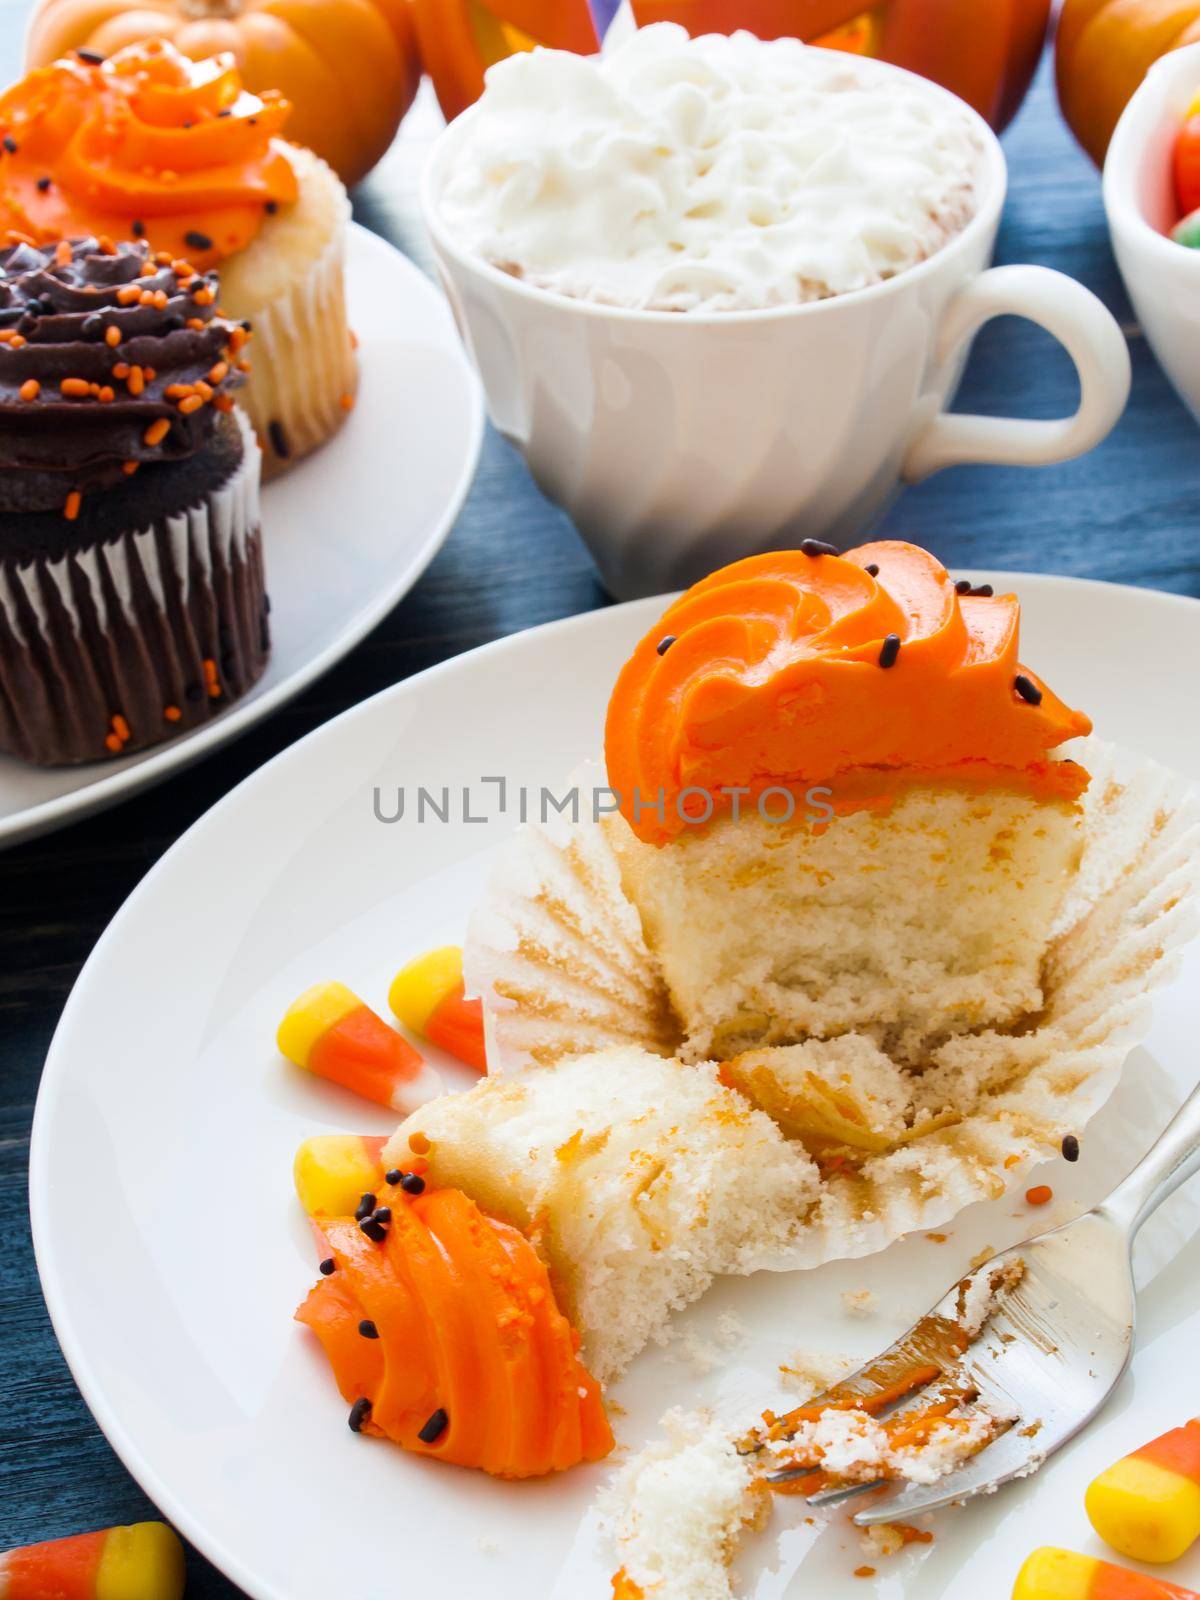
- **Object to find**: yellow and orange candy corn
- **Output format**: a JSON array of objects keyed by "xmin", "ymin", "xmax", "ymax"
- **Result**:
[
  {"xmin": 1013, "ymin": 1547, "xmax": 1199, "ymax": 1599},
  {"xmin": 389, "ymin": 947, "xmax": 487, "ymax": 1074},
  {"xmin": 278, "ymin": 982, "xmax": 443, "ymax": 1113},
  {"xmin": 0, "ymin": 1521, "xmax": 184, "ymax": 1600},
  {"xmin": 293, "ymin": 1133, "xmax": 388, "ymax": 1217},
  {"xmin": 1087, "ymin": 1419, "xmax": 1200, "ymax": 1564}
]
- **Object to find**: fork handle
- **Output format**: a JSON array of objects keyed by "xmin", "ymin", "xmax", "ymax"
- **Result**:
[{"xmin": 1099, "ymin": 1077, "xmax": 1200, "ymax": 1238}]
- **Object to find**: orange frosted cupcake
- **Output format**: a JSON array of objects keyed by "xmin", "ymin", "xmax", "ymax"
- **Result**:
[
  {"xmin": 603, "ymin": 539, "xmax": 1093, "ymax": 1064},
  {"xmin": 0, "ymin": 41, "xmax": 357, "ymax": 475}
]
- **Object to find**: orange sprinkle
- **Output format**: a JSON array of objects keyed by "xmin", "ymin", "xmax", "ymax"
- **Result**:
[
  {"xmin": 172, "ymin": 259, "xmax": 195, "ymax": 279},
  {"xmin": 408, "ymin": 1131, "xmax": 431, "ymax": 1155},
  {"xmin": 117, "ymin": 286, "xmax": 141, "ymax": 306},
  {"xmin": 88, "ymin": 382, "xmax": 101, "ymax": 397},
  {"xmin": 112, "ymin": 714, "xmax": 131, "ymax": 741},
  {"xmin": 143, "ymin": 417, "xmax": 170, "ymax": 446},
  {"xmin": 339, "ymin": 392, "xmax": 354, "ymax": 412},
  {"xmin": 104, "ymin": 324, "xmax": 121, "ymax": 347},
  {"xmin": 0, "ymin": 329, "xmax": 27, "ymax": 348},
  {"xmin": 97, "ymin": 235, "xmax": 116, "ymax": 255},
  {"xmin": 155, "ymin": 250, "xmax": 173, "ymax": 265},
  {"xmin": 208, "ymin": 682, "xmax": 222, "ymax": 700},
  {"xmin": 228, "ymin": 326, "xmax": 248, "ymax": 353},
  {"xmin": 97, "ymin": 385, "xmax": 115, "ymax": 403},
  {"xmin": 178, "ymin": 394, "xmax": 204, "ymax": 414},
  {"xmin": 186, "ymin": 318, "xmax": 206, "ymax": 331},
  {"xmin": 236, "ymin": 359, "xmax": 251, "ymax": 372},
  {"xmin": 1025, "ymin": 1185, "xmax": 1053, "ymax": 1206},
  {"xmin": 127, "ymin": 367, "xmax": 145, "ymax": 397},
  {"xmin": 140, "ymin": 261, "xmax": 157, "ymax": 277},
  {"xmin": 894, "ymin": 1525, "xmax": 934, "ymax": 1547},
  {"xmin": 1003, "ymin": 1154, "xmax": 1021, "ymax": 1169},
  {"xmin": 202, "ymin": 658, "xmax": 219, "ymax": 683},
  {"xmin": 212, "ymin": 394, "xmax": 234, "ymax": 413},
  {"xmin": 208, "ymin": 362, "xmax": 228, "ymax": 384},
  {"xmin": 192, "ymin": 287, "xmax": 214, "ymax": 306},
  {"xmin": 122, "ymin": 460, "xmax": 139, "ymax": 476},
  {"xmin": 104, "ymin": 732, "xmax": 123, "ymax": 753},
  {"xmin": 194, "ymin": 380, "xmax": 213, "ymax": 401},
  {"xmin": 854, "ymin": 1569, "xmax": 876, "ymax": 1580},
  {"xmin": 111, "ymin": 362, "xmax": 130, "ymax": 379},
  {"xmin": 164, "ymin": 705, "xmax": 182, "ymax": 723},
  {"xmin": 143, "ymin": 367, "xmax": 156, "ymax": 381},
  {"xmin": 164, "ymin": 383, "xmax": 192, "ymax": 400},
  {"xmin": 64, "ymin": 490, "xmax": 81, "ymax": 520},
  {"xmin": 139, "ymin": 290, "xmax": 157, "ymax": 307},
  {"xmin": 61, "ymin": 378, "xmax": 90, "ymax": 397},
  {"xmin": 54, "ymin": 239, "xmax": 72, "ymax": 266},
  {"xmin": 19, "ymin": 378, "xmax": 39, "ymax": 401}
]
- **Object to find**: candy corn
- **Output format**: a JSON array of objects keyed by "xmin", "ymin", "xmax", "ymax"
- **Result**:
[
  {"xmin": 1012, "ymin": 1547, "xmax": 1198, "ymax": 1599},
  {"xmin": 278, "ymin": 982, "xmax": 443, "ymax": 1112},
  {"xmin": 294, "ymin": 1133, "xmax": 388, "ymax": 1217},
  {"xmin": 0, "ymin": 1522, "xmax": 184, "ymax": 1600},
  {"xmin": 1086, "ymin": 1418, "xmax": 1200, "ymax": 1564},
  {"xmin": 388, "ymin": 947, "xmax": 487, "ymax": 1074}
]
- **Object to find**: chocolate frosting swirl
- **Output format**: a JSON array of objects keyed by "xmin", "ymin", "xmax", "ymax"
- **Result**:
[{"xmin": 0, "ymin": 235, "xmax": 248, "ymax": 512}]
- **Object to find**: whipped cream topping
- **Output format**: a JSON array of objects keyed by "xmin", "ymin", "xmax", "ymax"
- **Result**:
[{"xmin": 436, "ymin": 24, "xmax": 986, "ymax": 313}]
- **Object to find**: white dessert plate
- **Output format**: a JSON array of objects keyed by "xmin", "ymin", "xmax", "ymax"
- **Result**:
[
  {"xmin": 0, "ymin": 222, "xmax": 483, "ymax": 850},
  {"xmin": 31, "ymin": 573, "xmax": 1200, "ymax": 1600}
]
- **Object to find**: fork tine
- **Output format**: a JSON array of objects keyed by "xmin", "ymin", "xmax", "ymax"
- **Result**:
[{"xmin": 849, "ymin": 1419, "xmax": 1031, "ymax": 1526}]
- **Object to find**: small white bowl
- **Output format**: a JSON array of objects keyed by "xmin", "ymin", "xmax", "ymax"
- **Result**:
[{"xmin": 1104, "ymin": 41, "xmax": 1200, "ymax": 423}]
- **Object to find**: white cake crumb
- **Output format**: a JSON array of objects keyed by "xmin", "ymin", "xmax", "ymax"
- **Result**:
[
  {"xmin": 660, "ymin": 1312, "xmax": 748, "ymax": 1373},
  {"xmin": 842, "ymin": 1289, "xmax": 878, "ymax": 1318},
  {"xmin": 476, "ymin": 1535, "xmax": 503, "ymax": 1555},
  {"xmin": 600, "ymin": 1409, "xmax": 767, "ymax": 1600},
  {"xmin": 766, "ymin": 1406, "xmax": 994, "ymax": 1487},
  {"xmin": 778, "ymin": 1349, "xmax": 857, "ymax": 1397}
]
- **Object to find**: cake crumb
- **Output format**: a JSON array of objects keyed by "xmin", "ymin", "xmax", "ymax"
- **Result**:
[
  {"xmin": 476, "ymin": 1535, "xmax": 503, "ymax": 1555},
  {"xmin": 842, "ymin": 1289, "xmax": 878, "ymax": 1318},
  {"xmin": 969, "ymin": 1244, "xmax": 995, "ymax": 1270},
  {"xmin": 926, "ymin": 1232, "xmax": 948, "ymax": 1243},
  {"xmin": 779, "ymin": 1348, "xmax": 856, "ymax": 1397},
  {"xmin": 861, "ymin": 1523, "xmax": 934, "ymax": 1559}
]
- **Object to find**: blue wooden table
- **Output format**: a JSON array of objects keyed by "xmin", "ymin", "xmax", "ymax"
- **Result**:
[{"xmin": 1, "ymin": 17, "xmax": 1198, "ymax": 1595}]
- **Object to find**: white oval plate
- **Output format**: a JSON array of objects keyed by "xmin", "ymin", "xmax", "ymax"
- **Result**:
[
  {"xmin": 31, "ymin": 574, "xmax": 1200, "ymax": 1600},
  {"xmin": 0, "ymin": 222, "xmax": 483, "ymax": 850}
]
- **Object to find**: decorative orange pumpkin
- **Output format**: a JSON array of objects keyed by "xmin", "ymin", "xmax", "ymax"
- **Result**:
[
  {"xmin": 23, "ymin": 0, "xmax": 422, "ymax": 187},
  {"xmin": 1057, "ymin": 0, "xmax": 1200, "ymax": 167},
  {"xmin": 408, "ymin": 0, "xmax": 1050, "ymax": 132}
]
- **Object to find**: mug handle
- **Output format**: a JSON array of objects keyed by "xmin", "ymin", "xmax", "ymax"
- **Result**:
[{"xmin": 902, "ymin": 264, "xmax": 1132, "ymax": 481}]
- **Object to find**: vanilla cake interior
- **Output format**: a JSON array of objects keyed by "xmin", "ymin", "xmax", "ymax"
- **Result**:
[{"xmin": 606, "ymin": 780, "xmax": 1085, "ymax": 1067}]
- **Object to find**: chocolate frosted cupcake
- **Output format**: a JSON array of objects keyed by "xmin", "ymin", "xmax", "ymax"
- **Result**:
[{"xmin": 0, "ymin": 236, "xmax": 269, "ymax": 765}]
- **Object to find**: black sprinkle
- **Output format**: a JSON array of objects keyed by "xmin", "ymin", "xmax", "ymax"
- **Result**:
[
  {"xmin": 348, "ymin": 1398, "xmax": 372, "ymax": 1433},
  {"xmin": 319, "ymin": 1257, "xmax": 335, "ymax": 1276},
  {"xmin": 864, "ymin": 563, "xmax": 879, "ymax": 577},
  {"xmin": 184, "ymin": 682, "xmax": 203, "ymax": 704},
  {"xmin": 955, "ymin": 578, "xmax": 972, "ymax": 594},
  {"xmin": 878, "ymin": 634, "xmax": 901, "ymax": 669},
  {"xmin": 182, "ymin": 120, "xmax": 194, "ymax": 130},
  {"xmin": 217, "ymin": 108, "xmax": 232, "ymax": 118},
  {"xmin": 265, "ymin": 200, "xmax": 278, "ymax": 214},
  {"xmin": 656, "ymin": 635, "xmax": 676, "ymax": 656},
  {"xmin": 360, "ymin": 1217, "xmax": 388, "ymax": 1242},
  {"xmin": 81, "ymin": 313, "xmax": 104, "ymax": 338},
  {"xmin": 268, "ymin": 419, "xmax": 290, "ymax": 459},
  {"xmin": 354, "ymin": 1192, "xmax": 377, "ymax": 1221},
  {"xmin": 164, "ymin": 313, "xmax": 185, "ymax": 331},
  {"xmin": 241, "ymin": 319, "xmax": 253, "ymax": 332},
  {"xmin": 418, "ymin": 1407, "xmax": 448, "ymax": 1444},
  {"xmin": 36, "ymin": 175, "xmax": 52, "ymax": 192},
  {"xmin": 3, "ymin": 136, "xmax": 19, "ymax": 154},
  {"xmin": 184, "ymin": 229, "xmax": 213, "ymax": 252},
  {"xmin": 971, "ymin": 583, "xmax": 994, "ymax": 598},
  {"xmin": 75, "ymin": 47, "xmax": 105, "ymax": 63},
  {"xmin": 800, "ymin": 538, "xmax": 839, "ymax": 558},
  {"xmin": 248, "ymin": 116, "xmax": 258, "ymax": 126},
  {"xmin": 385, "ymin": 1169, "xmax": 403, "ymax": 1185},
  {"xmin": 24, "ymin": 298, "xmax": 44, "ymax": 316},
  {"xmin": 371, "ymin": 1206, "xmax": 392, "ymax": 1225},
  {"xmin": 1061, "ymin": 1134, "xmax": 1080, "ymax": 1163},
  {"xmin": 400, "ymin": 1173, "xmax": 425, "ymax": 1196},
  {"xmin": 131, "ymin": 219, "xmax": 145, "ymax": 238},
  {"xmin": 1014, "ymin": 673, "xmax": 1043, "ymax": 706},
  {"xmin": 358, "ymin": 1319, "xmax": 380, "ymax": 1339}
]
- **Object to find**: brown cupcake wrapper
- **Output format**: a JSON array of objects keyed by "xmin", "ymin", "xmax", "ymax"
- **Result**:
[
  {"xmin": 235, "ymin": 189, "xmax": 358, "ymax": 477},
  {"xmin": 0, "ymin": 409, "xmax": 269, "ymax": 766}
]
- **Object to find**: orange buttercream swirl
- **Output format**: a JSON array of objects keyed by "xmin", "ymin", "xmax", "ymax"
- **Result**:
[
  {"xmin": 605, "ymin": 541, "xmax": 1093, "ymax": 845},
  {"xmin": 0, "ymin": 40, "xmax": 298, "ymax": 268}
]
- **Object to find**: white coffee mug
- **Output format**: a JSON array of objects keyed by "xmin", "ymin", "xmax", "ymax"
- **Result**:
[{"xmin": 422, "ymin": 53, "xmax": 1132, "ymax": 600}]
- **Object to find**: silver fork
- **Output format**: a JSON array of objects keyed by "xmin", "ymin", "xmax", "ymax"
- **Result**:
[{"xmin": 770, "ymin": 1077, "xmax": 1200, "ymax": 1527}]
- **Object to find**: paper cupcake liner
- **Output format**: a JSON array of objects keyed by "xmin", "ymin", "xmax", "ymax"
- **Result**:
[
  {"xmin": 231, "ymin": 174, "xmax": 357, "ymax": 478},
  {"xmin": 0, "ymin": 411, "xmax": 268, "ymax": 766},
  {"xmin": 465, "ymin": 740, "xmax": 1200, "ymax": 1269}
]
